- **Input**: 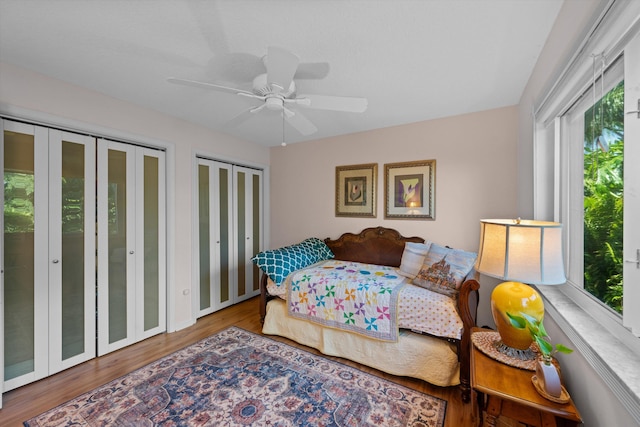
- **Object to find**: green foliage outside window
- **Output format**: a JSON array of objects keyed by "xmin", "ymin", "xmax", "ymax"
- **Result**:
[
  {"xmin": 4, "ymin": 171, "xmax": 35, "ymax": 233},
  {"xmin": 4, "ymin": 172, "xmax": 85, "ymax": 234},
  {"xmin": 583, "ymin": 81, "xmax": 624, "ymax": 313}
]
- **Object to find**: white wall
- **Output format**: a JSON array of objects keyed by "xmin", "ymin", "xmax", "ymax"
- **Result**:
[
  {"xmin": 517, "ymin": 0, "xmax": 606, "ymax": 219},
  {"xmin": 269, "ymin": 105, "xmax": 520, "ymax": 327},
  {"xmin": 0, "ymin": 61, "xmax": 270, "ymax": 331},
  {"xmin": 517, "ymin": 1, "xmax": 637, "ymax": 425},
  {"xmin": 0, "ymin": 60, "xmax": 520, "ymax": 344}
]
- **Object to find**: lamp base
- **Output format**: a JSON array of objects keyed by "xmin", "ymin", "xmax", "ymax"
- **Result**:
[
  {"xmin": 472, "ymin": 331, "xmax": 536, "ymax": 370},
  {"xmin": 494, "ymin": 340, "xmax": 536, "ymax": 361}
]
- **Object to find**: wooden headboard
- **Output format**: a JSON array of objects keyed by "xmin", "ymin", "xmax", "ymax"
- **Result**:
[{"xmin": 324, "ymin": 226, "xmax": 424, "ymax": 267}]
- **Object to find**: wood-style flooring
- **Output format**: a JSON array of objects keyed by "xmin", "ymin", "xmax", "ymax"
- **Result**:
[{"xmin": 1, "ymin": 296, "xmax": 483, "ymax": 426}]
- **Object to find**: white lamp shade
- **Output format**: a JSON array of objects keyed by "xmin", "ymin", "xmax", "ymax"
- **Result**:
[{"xmin": 475, "ymin": 219, "xmax": 566, "ymax": 285}]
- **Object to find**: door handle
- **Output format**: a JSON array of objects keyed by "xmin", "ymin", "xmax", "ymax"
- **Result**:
[
  {"xmin": 626, "ymin": 99, "xmax": 640, "ymax": 118},
  {"xmin": 624, "ymin": 249, "xmax": 640, "ymax": 269}
]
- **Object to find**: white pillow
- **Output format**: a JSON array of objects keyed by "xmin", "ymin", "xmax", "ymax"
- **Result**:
[{"xmin": 398, "ymin": 241, "xmax": 431, "ymax": 278}]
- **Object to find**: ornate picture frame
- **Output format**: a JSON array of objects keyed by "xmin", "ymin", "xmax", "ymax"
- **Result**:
[
  {"xmin": 335, "ymin": 163, "xmax": 377, "ymax": 217},
  {"xmin": 384, "ymin": 159, "xmax": 435, "ymax": 219}
]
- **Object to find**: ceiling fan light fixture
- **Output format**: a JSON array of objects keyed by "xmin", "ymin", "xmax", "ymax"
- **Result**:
[
  {"xmin": 265, "ymin": 97, "xmax": 284, "ymax": 111},
  {"xmin": 253, "ymin": 73, "xmax": 296, "ymax": 97}
]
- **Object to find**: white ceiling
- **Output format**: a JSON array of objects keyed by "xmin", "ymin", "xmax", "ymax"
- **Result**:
[{"xmin": 0, "ymin": 0, "xmax": 563, "ymax": 147}]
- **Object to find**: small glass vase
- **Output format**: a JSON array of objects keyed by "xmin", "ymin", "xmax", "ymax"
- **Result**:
[{"xmin": 535, "ymin": 356, "xmax": 562, "ymax": 398}]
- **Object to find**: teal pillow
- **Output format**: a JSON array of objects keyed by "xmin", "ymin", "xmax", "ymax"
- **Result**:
[{"xmin": 252, "ymin": 238, "xmax": 334, "ymax": 285}]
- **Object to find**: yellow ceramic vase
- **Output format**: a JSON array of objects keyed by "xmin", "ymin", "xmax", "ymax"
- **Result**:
[{"xmin": 491, "ymin": 281, "xmax": 544, "ymax": 350}]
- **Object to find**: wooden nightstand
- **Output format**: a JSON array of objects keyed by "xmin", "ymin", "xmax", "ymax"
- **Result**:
[{"xmin": 470, "ymin": 327, "xmax": 582, "ymax": 427}]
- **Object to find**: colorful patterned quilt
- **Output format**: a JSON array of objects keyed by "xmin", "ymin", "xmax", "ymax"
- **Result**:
[{"xmin": 286, "ymin": 260, "xmax": 408, "ymax": 341}]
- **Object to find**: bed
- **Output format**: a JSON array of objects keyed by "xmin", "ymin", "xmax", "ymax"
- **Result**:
[{"xmin": 256, "ymin": 226, "xmax": 480, "ymax": 402}]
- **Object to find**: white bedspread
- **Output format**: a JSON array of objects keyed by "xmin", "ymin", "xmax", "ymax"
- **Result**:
[{"xmin": 263, "ymin": 298, "xmax": 461, "ymax": 387}]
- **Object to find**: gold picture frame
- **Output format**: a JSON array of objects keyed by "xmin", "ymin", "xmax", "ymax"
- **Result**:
[
  {"xmin": 335, "ymin": 163, "xmax": 377, "ymax": 217},
  {"xmin": 384, "ymin": 159, "xmax": 435, "ymax": 219}
]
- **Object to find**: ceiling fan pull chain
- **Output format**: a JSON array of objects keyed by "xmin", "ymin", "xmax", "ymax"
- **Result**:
[{"xmin": 282, "ymin": 108, "xmax": 286, "ymax": 147}]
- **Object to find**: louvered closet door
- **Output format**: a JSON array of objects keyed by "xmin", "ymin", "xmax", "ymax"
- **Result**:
[
  {"xmin": 197, "ymin": 159, "xmax": 234, "ymax": 316},
  {"xmin": 234, "ymin": 166, "xmax": 263, "ymax": 302},
  {"xmin": 97, "ymin": 140, "xmax": 166, "ymax": 355}
]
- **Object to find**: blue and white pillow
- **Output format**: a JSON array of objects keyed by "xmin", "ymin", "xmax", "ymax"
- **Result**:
[
  {"xmin": 413, "ymin": 243, "xmax": 477, "ymax": 298},
  {"xmin": 252, "ymin": 237, "xmax": 334, "ymax": 285}
]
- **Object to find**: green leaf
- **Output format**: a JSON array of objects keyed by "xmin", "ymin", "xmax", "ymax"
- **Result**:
[
  {"xmin": 534, "ymin": 335, "xmax": 553, "ymax": 356},
  {"xmin": 555, "ymin": 344, "xmax": 574, "ymax": 354},
  {"xmin": 506, "ymin": 312, "xmax": 526, "ymax": 329},
  {"xmin": 527, "ymin": 322, "xmax": 541, "ymax": 337},
  {"xmin": 520, "ymin": 312, "xmax": 540, "ymax": 325},
  {"xmin": 537, "ymin": 320, "xmax": 548, "ymax": 338}
]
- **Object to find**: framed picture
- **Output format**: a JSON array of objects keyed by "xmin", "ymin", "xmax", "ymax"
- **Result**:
[
  {"xmin": 384, "ymin": 159, "xmax": 435, "ymax": 219},
  {"xmin": 335, "ymin": 163, "xmax": 377, "ymax": 217}
]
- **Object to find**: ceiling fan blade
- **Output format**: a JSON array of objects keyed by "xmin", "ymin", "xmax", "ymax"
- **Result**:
[
  {"xmin": 283, "ymin": 108, "xmax": 317, "ymax": 136},
  {"xmin": 295, "ymin": 62, "xmax": 330, "ymax": 80},
  {"xmin": 223, "ymin": 105, "xmax": 266, "ymax": 129},
  {"xmin": 295, "ymin": 94, "xmax": 368, "ymax": 113},
  {"xmin": 167, "ymin": 77, "xmax": 255, "ymax": 97},
  {"xmin": 265, "ymin": 46, "xmax": 299, "ymax": 93},
  {"xmin": 205, "ymin": 52, "xmax": 265, "ymax": 83}
]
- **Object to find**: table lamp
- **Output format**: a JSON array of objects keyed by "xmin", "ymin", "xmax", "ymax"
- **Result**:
[{"xmin": 475, "ymin": 219, "xmax": 565, "ymax": 361}]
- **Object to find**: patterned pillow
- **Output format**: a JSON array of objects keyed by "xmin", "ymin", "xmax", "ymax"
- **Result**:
[
  {"xmin": 398, "ymin": 241, "xmax": 431, "ymax": 278},
  {"xmin": 251, "ymin": 238, "xmax": 334, "ymax": 285},
  {"xmin": 413, "ymin": 244, "xmax": 477, "ymax": 298}
]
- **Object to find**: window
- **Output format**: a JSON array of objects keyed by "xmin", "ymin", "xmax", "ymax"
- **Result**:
[
  {"xmin": 562, "ymin": 57, "xmax": 625, "ymax": 315},
  {"xmin": 535, "ymin": 19, "xmax": 640, "ymax": 337}
]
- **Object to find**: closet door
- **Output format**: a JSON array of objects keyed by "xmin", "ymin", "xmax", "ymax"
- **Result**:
[
  {"xmin": 48, "ymin": 130, "xmax": 96, "ymax": 374},
  {"xmin": 196, "ymin": 161, "xmax": 262, "ymax": 315},
  {"xmin": 196, "ymin": 159, "xmax": 234, "ymax": 316},
  {"xmin": 2, "ymin": 121, "xmax": 48, "ymax": 392},
  {"xmin": 2, "ymin": 122, "xmax": 96, "ymax": 392},
  {"xmin": 234, "ymin": 166, "xmax": 263, "ymax": 302},
  {"xmin": 136, "ymin": 147, "xmax": 166, "ymax": 341},
  {"xmin": 97, "ymin": 140, "xmax": 166, "ymax": 355}
]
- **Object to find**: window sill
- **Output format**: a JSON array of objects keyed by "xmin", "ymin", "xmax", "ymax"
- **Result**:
[{"xmin": 535, "ymin": 284, "xmax": 640, "ymax": 423}]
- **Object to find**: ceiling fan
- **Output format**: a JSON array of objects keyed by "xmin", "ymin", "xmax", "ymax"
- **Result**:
[{"xmin": 167, "ymin": 46, "xmax": 368, "ymax": 137}]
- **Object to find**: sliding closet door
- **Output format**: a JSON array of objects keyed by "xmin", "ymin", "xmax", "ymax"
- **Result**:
[
  {"xmin": 48, "ymin": 130, "xmax": 96, "ymax": 374},
  {"xmin": 97, "ymin": 140, "xmax": 166, "ymax": 355},
  {"xmin": 2, "ymin": 121, "xmax": 48, "ymax": 391},
  {"xmin": 234, "ymin": 166, "xmax": 263, "ymax": 302},
  {"xmin": 197, "ymin": 159, "xmax": 234, "ymax": 316}
]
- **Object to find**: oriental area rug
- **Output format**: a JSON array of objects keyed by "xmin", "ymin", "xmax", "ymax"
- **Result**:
[{"xmin": 24, "ymin": 327, "xmax": 446, "ymax": 427}]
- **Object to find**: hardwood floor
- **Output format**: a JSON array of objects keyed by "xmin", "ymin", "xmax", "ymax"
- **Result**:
[{"xmin": 1, "ymin": 296, "xmax": 479, "ymax": 426}]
